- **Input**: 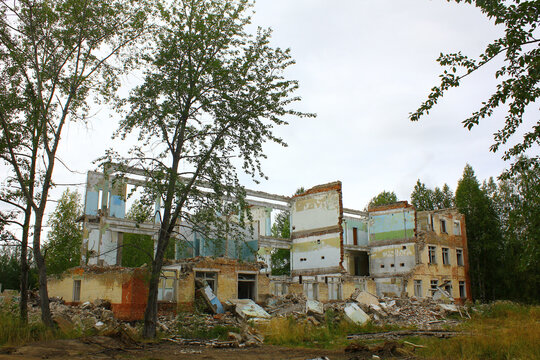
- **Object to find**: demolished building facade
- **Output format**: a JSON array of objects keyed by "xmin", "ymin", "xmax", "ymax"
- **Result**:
[{"xmin": 48, "ymin": 170, "xmax": 471, "ymax": 319}]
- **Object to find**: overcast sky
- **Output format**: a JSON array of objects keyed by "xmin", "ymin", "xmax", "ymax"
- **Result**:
[{"xmin": 46, "ymin": 0, "xmax": 538, "ymax": 214}]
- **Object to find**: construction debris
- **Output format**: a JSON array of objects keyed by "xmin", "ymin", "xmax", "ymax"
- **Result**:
[{"xmin": 343, "ymin": 303, "xmax": 370, "ymax": 325}]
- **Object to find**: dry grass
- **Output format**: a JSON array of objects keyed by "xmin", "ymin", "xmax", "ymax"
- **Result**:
[
  {"xmin": 260, "ymin": 309, "xmax": 400, "ymax": 348},
  {"xmin": 414, "ymin": 301, "xmax": 540, "ymax": 360}
]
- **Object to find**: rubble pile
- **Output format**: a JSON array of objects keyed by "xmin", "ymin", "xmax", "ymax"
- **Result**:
[{"xmin": 261, "ymin": 290, "xmax": 465, "ymax": 329}]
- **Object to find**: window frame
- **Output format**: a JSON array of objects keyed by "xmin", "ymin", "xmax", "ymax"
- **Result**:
[
  {"xmin": 456, "ymin": 248, "xmax": 464, "ymax": 266},
  {"xmin": 428, "ymin": 245, "xmax": 437, "ymax": 264},
  {"xmin": 414, "ymin": 280, "xmax": 422, "ymax": 297},
  {"xmin": 442, "ymin": 247, "xmax": 450, "ymax": 265},
  {"xmin": 73, "ymin": 279, "xmax": 81, "ymax": 302}
]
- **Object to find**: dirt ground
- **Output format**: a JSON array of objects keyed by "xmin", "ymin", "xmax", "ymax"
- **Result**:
[{"xmin": 0, "ymin": 336, "xmax": 356, "ymax": 360}]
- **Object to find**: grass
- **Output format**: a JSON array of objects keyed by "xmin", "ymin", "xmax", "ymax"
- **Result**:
[
  {"xmin": 176, "ymin": 312, "xmax": 241, "ymax": 340},
  {"xmin": 411, "ymin": 301, "xmax": 540, "ymax": 360},
  {"xmin": 0, "ymin": 301, "xmax": 89, "ymax": 347},
  {"xmin": 260, "ymin": 302, "xmax": 540, "ymax": 360},
  {"xmin": 0, "ymin": 308, "xmax": 57, "ymax": 347},
  {"xmin": 259, "ymin": 309, "xmax": 402, "ymax": 349}
]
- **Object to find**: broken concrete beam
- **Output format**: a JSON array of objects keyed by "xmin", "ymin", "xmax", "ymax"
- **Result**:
[
  {"xmin": 343, "ymin": 303, "xmax": 370, "ymax": 325},
  {"xmin": 232, "ymin": 299, "xmax": 271, "ymax": 320},
  {"xmin": 200, "ymin": 285, "xmax": 224, "ymax": 314},
  {"xmin": 352, "ymin": 291, "xmax": 379, "ymax": 306},
  {"xmin": 306, "ymin": 300, "xmax": 324, "ymax": 316}
]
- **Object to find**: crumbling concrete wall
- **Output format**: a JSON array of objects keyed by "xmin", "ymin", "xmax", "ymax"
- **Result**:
[
  {"xmin": 174, "ymin": 257, "xmax": 269, "ymax": 309},
  {"xmin": 290, "ymin": 182, "xmax": 344, "ymax": 275},
  {"xmin": 48, "ymin": 267, "xmax": 148, "ymax": 321}
]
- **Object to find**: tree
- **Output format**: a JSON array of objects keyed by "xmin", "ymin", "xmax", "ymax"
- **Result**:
[
  {"xmin": 122, "ymin": 200, "xmax": 174, "ymax": 267},
  {"xmin": 410, "ymin": 1, "xmax": 539, "ymax": 173},
  {"xmin": 268, "ymin": 187, "xmax": 304, "ymax": 275},
  {"xmin": 455, "ymin": 164, "xmax": 503, "ymax": 301},
  {"xmin": 0, "ymin": 0, "xmax": 148, "ymax": 326},
  {"xmin": 411, "ymin": 180, "xmax": 434, "ymax": 211},
  {"xmin": 367, "ymin": 191, "xmax": 398, "ymax": 209},
  {"xmin": 44, "ymin": 189, "xmax": 82, "ymax": 275},
  {"xmin": 411, "ymin": 180, "xmax": 455, "ymax": 211},
  {"xmin": 110, "ymin": 0, "xmax": 311, "ymax": 338},
  {"xmin": 491, "ymin": 158, "xmax": 540, "ymax": 302}
]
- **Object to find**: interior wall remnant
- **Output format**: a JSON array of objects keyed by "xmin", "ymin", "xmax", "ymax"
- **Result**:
[{"xmin": 290, "ymin": 182, "xmax": 344, "ymax": 276}]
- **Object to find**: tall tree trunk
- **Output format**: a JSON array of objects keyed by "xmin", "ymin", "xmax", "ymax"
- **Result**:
[
  {"xmin": 19, "ymin": 205, "xmax": 31, "ymax": 323},
  {"xmin": 142, "ymin": 227, "xmax": 170, "ymax": 338},
  {"xmin": 32, "ymin": 211, "xmax": 54, "ymax": 328}
]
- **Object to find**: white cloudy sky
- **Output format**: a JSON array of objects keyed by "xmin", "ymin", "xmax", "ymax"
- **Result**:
[{"xmin": 48, "ymin": 0, "xmax": 538, "ymax": 214}]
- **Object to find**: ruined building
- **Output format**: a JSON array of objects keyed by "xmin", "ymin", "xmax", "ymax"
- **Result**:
[{"xmin": 48, "ymin": 170, "xmax": 471, "ymax": 319}]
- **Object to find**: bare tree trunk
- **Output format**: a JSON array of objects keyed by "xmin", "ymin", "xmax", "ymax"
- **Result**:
[
  {"xmin": 142, "ymin": 228, "xmax": 170, "ymax": 338},
  {"xmin": 19, "ymin": 205, "xmax": 31, "ymax": 323},
  {"xmin": 33, "ymin": 211, "xmax": 54, "ymax": 328}
]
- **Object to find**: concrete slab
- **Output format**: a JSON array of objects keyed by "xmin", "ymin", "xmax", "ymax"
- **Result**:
[
  {"xmin": 343, "ymin": 303, "xmax": 370, "ymax": 325},
  {"xmin": 306, "ymin": 300, "xmax": 324, "ymax": 316},
  {"xmin": 233, "ymin": 299, "xmax": 271, "ymax": 319},
  {"xmin": 352, "ymin": 291, "xmax": 379, "ymax": 306}
]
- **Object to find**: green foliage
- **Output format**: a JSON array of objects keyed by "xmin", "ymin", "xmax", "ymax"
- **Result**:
[
  {"xmin": 108, "ymin": 0, "xmax": 311, "ymax": 337},
  {"xmin": 122, "ymin": 200, "xmax": 176, "ymax": 267},
  {"xmin": 270, "ymin": 248, "xmax": 290, "ymax": 276},
  {"xmin": 410, "ymin": 1, "xmax": 539, "ymax": 173},
  {"xmin": 269, "ymin": 211, "xmax": 291, "ymax": 275},
  {"xmin": 455, "ymin": 164, "xmax": 503, "ymax": 301},
  {"xmin": 367, "ymin": 191, "xmax": 398, "ymax": 209},
  {"xmin": 484, "ymin": 158, "xmax": 540, "ymax": 302},
  {"xmin": 411, "ymin": 180, "xmax": 454, "ymax": 211},
  {"xmin": 44, "ymin": 189, "xmax": 82, "ymax": 275}
]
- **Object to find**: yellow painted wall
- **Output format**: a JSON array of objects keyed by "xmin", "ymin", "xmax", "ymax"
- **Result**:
[{"xmin": 48, "ymin": 270, "xmax": 126, "ymax": 303}]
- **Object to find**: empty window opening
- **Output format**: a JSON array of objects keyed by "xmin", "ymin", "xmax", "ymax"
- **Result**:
[
  {"xmin": 429, "ymin": 214, "xmax": 434, "ymax": 231},
  {"xmin": 459, "ymin": 281, "xmax": 466, "ymax": 298},
  {"xmin": 73, "ymin": 280, "xmax": 81, "ymax": 302},
  {"xmin": 430, "ymin": 279, "xmax": 439, "ymax": 296},
  {"xmin": 444, "ymin": 282, "xmax": 452, "ymax": 296},
  {"xmin": 400, "ymin": 263, "xmax": 405, "ymax": 267},
  {"xmin": 440, "ymin": 219, "xmax": 447, "ymax": 233},
  {"xmin": 321, "ymin": 256, "xmax": 325, "ymax": 260},
  {"xmin": 317, "ymin": 239, "xmax": 321, "ymax": 244},
  {"xmin": 195, "ymin": 271, "xmax": 217, "ymax": 292},
  {"xmin": 453, "ymin": 221, "xmax": 461, "ymax": 235},
  {"xmin": 414, "ymin": 280, "xmax": 422, "ymax": 297},
  {"xmin": 158, "ymin": 271, "xmax": 177, "ymax": 302},
  {"xmin": 390, "ymin": 263, "xmax": 395, "ymax": 267},
  {"xmin": 299, "ymin": 275, "xmax": 302, "ymax": 284},
  {"xmin": 352, "ymin": 227, "xmax": 358, "ymax": 245},
  {"xmin": 402, "ymin": 245, "xmax": 407, "ymax": 250},
  {"xmin": 238, "ymin": 273, "xmax": 256, "ymax": 300},
  {"xmin": 442, "ymin": 247, "xmax": 450, "ymax": 265},
  {"xmin": 380, "ymin": 264, "xmax": 385, "ymax": 268},
  {"xmin": 352, "ymin": 251, "xmax": 369, "ymax": 276},
  {"xmin": 456, "ymin": 249, "xmax": 464, "ymax": 266},
  {"xmin": 428, "ymin": 246, "xmax": 437, "ymax": 264}
]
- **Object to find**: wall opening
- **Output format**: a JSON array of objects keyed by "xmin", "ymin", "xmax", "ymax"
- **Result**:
[
  {"xmin": 73, "ymin": 280, "xmax": 81, "ymax": 302},
  {"xmin": 238, "ymin": 273, "xmax": 256, "ymax": 300},
  {"xmin": 350, "ymin": 251, "xmax": 369, "ymax": 276}
]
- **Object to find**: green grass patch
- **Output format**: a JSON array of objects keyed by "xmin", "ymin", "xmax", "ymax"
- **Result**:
[
  {"xmin": 0, "ymin": 309, "xmax": 56, "ymax": 346},
  {"xmin": 176, "ymin": 312, "xmax": 240, "ymax": 340},
  {"xmin": 260, "ymin": 310, "xmax": 404, "ymax": 349}
]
